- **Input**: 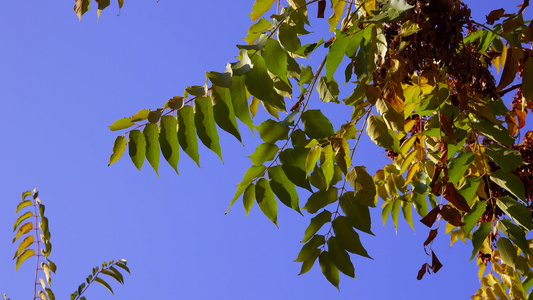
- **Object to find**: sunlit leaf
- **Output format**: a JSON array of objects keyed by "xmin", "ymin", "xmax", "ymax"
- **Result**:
[
  {"xmin": 347, "ymin": 166, "xmax": 377, "ymax": 207},
  {"xmin": 303, "ymin": 188, "xmax": 338, "ymax": 214},
  {"xmin": 496, "ymin": 196, "xmax": 533, "ymax": 230},
  {"xmin": 302, "ymin": 210, "xmax": 331, "ymax": 243},
  {"xmin": 74, "ymin": 0, "xmax": 90, "ymax": 21},
  {"xmin": 470, "ymin": 222, "xmax": 492, "ymax": 261},
  {"xmin": 227, "ymin": 165, "xmax": 266, "ymax": 213},
  {"xmin": 491, "ymin": 169, "xmax": 525, "ymax": 202},
  {"xmin": 262, "ymin": 39, "xmax": 288, "ymax": 84},
  {"xmin": 321, "ymin": 145, "xmax": 335, "ymax": 190},
  {"xmin": 13, "ymin": 211, "xmax": 33, "ymax": 232},
  {"xmin": 194, "ymin": 97, "xmax": 223, "ymax": 161},
  {"xmin": 316, "ymin": 76, "xmax": 340, "ymax": 103},
  {"xmin": 366, "ymin": 115, "xmax": 400, "ymax": 153},
  {"xmin": 301, "ymin": 110, "xmax": 335, "ymax": 139},
  {"xmin": 108, "ymin": 118, "xmax": 134, "ymax": 131},
  {"xmin": 243, "ymin": 184, "xmax": 255, "ymax": 217},
  {"xmin": 159, "ymin": 116, "xmax": 180, "ymax": 174},
  {"xmin": 108, "ymin": 136, "xmax": 127, "ymax": 166},
  {"xmin": 249, "ymin": 0, "xmax": 275, "ymax": 21},
  {"xmin": 305, "ymin": 146, "xmax": 321, "ymax": 177},
  {"xmin": 230, "ymin": 76, "xmax": 254, "ymax": 133},
  {"xmin": 256, "ymin": 119, "xmax": 289, "ymax": 143},
  {"xmin": 497, "ymin": 219, "xmax": 530, "ymax": 254},
  {"xmin": 15, "ymin": 249, "xmax": 35, "ymax": 270},
  {"xmin": 128, "ymin": 130, "xmax": 145, "ymax": 170},
  {"xmin": 212, "ymin": 87, "xmax": 242, "ymax": 142},
  {"xmin": 177, "ymin": 106, "xmax": 200, "ymax": 167},
  {"xmin": 249, "ymin": 143, "xmax": 278, "ymax": 165},
  {"xmin": 463, "ymin": 201, "xmax": 487, "ymax": 235},
  {"xmin": 447, "ymin": 152, "xmax": 474, "ymax": 185},
  {"xmin": 143, "ymin": 123, "xmax": 160, "ymax": 175},
  {"xmin": 13, "ymin": 235, "xmax": 34, "ymax": 260}
]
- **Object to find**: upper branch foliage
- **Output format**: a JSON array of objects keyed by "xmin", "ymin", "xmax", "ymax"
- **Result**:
[{"xmin": 103, "ymin": 0, "xmax": 533, "ymax": 297}]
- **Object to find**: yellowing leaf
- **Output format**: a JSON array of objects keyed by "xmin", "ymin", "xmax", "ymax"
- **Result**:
[
  {"xmin": 108, "ymin": 136, "xmax": 127, "ymax": 166},
  {"xmin": 15, "ymin": 249, "xmax": 35, "ymax": 270},
  {"xmin": 249, "ymin": 0, "xmax": 275, "ymax": 21}
]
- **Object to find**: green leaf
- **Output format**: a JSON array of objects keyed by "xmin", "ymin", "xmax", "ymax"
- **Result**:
[
  {"xmin": 328, "ymin": 236, "xmax": 356, "ymax": 278},
  {"xmin": 177, "ymin": 106, "xmax": 200, "ymax": 167},
  {"xmin": 94, "ymin": 277, "xmax": 114, "ymax": 294},
  {"xmin": 279, "ymin": 23, "xmax": 301, "ymax": 52},
  {"xmin": 306, "ymin": 146, "xmax": 321, "ymax": 177},
  {"xmin": 194, "ymin": 96, "xmax": 223, "ymax": 161},
  {"xmin": 401, "ymin": 200, "xmax": 415, "ymax": 232},
  {"xmin": 256, "ymin": 119, "xmax": 289, "ymax": 143},
  {"xmin": 497, "ymin": 219, "xmax": 531, "ymax": 254},
  {"xmin": 159, "ymin": 116, "xmax": 180, "ymax": 174},
  {"xmin": 262, "ymin": 39, "xmax": 288, "ymax": 84},
  {"xmin": 147, "ymin": 109, "xmax": 163, "ymax": 123},
  {"xmin": 497, "ymin": 237, "xmax": 517, "ymax": 268},
  {"xmin": 447, "ymin": 152, "xmax": 475, "ymax": 185},
  {"xmin": 230, "ymin": 76, "xmax": 254, "ymax": 133},
  {"xmin": 491, "ymin": 169, "xmax": 525, "ymax": 202},
  {"xmin": 185, "ymin": 85, "xmax": 208, "ymax": 97},
  {"xmin": 347, "ymin": 166, "xmax": 377, "ymax": 207},
  {"xmin": 13, "ymin": 211, "xmax": 33, "ymax": 232},
  {"xmin": 523, "ymin": 57, "xmax": 533, "ymax": 100},
  {"xmin": 131, "ymin": 109, "xmax": 150, "ymax": 122},
  {"xmin": 279, "ymin": 148, "xmax": 313, "ymax": 191},
  {"xmin": 339, "ymin": 192, "xmax": 373, "ymax": 235},
  {"xmin": 321, "ymin": 145, "xmax": 335, "ymax": 190},
  {"xmin": 487, "ymin": 144, "xmax": 524, "ymax": 172},
  {"xmin": 268, "ymin": 166, "xmax": 301, "ymax": 213},
  {"xmin": 366, "ymin": 115, "xmax": 400, "ymax": 153},
  {"xmin": 334, "ymin": 138, "xmax": 351, "ymax": 174},
  {"xmin": 143, "ymin": 123, "xmax": 160, "ymax": 176},
  {"xmin": 316, "ymin": 76, "xmax": 340, "ymax": 103},
  {"xmin": 303, "ymin": 188, "xmax": 338, "ymax": 214},
  {"xmin": 227, "ymin": 165, "xmax": 267, "ymax": 213},
  {"xmin": 298, "ymin": 249, "xmax": 320, "ymax": 275},
  {"xmin": 206, "ymin": 70, "xmax": 232, "ymax": 88},
  {"xmin": 391, "ymin": 199, "xmax": 401, "ymax": 231},
  {"xmin": 332, "ymin": 216, "xmax": 372, "ymax": 259},
  {"xmin": 249, "ymin": 143, "xmax": 278, "ymax": 165},
  {"xmin": 473, "ymin": 119, "xmax": 515, "ymax": 146},
  {"xmin": 108, "ymin": 136, "xmax": 127, "ymax": 166},
  {"xmin": 109, "ymin": 117, "xmax": 134, "ymax": 131},
  {"xmin": 212, "ymin": 87, "xmax": 242, "ymax": 142},
  {"xmin": 249, "ymin": 0, "xmax": 275, "ymax": 21},
  {"xmin": 463, "ymin": 201, "xmax": 487, "ymax": 235},
  {"xmin": 302, "ymin": 210, "xmax": 332, "ymax": 243},
  {"xmin": 326, "ymin": 31, "xmax": 350, "ymax": 81},
  {"xmin": 497, "ymin": 196, "xmax": 533, "ymax": 230},
  {"xmin": 301, "ymin": 110, "xmax": 335, "ymax": 139},
  {"xmin": 128, "ymin": 130, "xmax": 146, "ymax": 170},
  {"xmin": 458, "ymin": 177, "xmax": 482, "ymax": 205},
  {"xmin": 319, "ymin": 251, "xmax": 340, "ymax": 290},
  {"xmin": 245, "ymin": 18, "xmax": 272, "ymax": 44},
  {"xmin": 470, "ymin": 222, "xmax": 492, "ymax": 261},
  {"xmin": 15, "ymin": 249, "xmax": 34, "ymax": 270},
  {"xmin": 256, "ymin": 178, "xmax": 278, "ymax": 227},
  {"xmin": 295, "ymin": 235, "xmax": 325, "ymax": 262},
  {"xmin": 246, "ymin": 55, "xmax": 286, "ymax": 111},
  {"xmin": 243, "ymin": 184, "xmax": 255, "ymax": 217}
]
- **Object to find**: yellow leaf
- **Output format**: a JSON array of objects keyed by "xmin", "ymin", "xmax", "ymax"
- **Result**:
[
  {"xmin": 363, "ymin": 0, "xmax": 375, "ymax": 16},
  {"xmin": 15, "ymin": 249, "xmax": 35, "ymax": 270},
  {"xmin": 249, "ymin": 0, "xmax": 275, "ymax": 21},
  {"xmin": 13, "ymin": 235, "xmax": 34, "ymax": 259},
  {"xmin": 13, "ymin": 222, "xmax": 33, "ymax": 243},
  {"xmin": 327, "ymin": 0, "xmax": 346, "ymax": 31}
]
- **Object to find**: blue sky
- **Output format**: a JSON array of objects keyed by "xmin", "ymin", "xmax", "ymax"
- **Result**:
[{"xmin": 0, "ymin": 1, "xmax": 530, "ymax": 299}]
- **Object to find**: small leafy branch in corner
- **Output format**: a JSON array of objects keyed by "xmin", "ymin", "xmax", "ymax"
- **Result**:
[
  {"xmin": 11, "ymin": 189, "xmax": 130, "ymax": 300},
  {"xmin": 70, "ymin": 259, "xmax": 130, "ymax": 300}
]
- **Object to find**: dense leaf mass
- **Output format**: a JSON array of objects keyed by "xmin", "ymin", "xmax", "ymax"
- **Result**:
[{"xmin": 98, "ymin": 0, "xmax": 533, "ymax": 297}]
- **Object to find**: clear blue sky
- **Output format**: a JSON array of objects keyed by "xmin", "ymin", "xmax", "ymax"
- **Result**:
[{"xmin": 0, "ymin": 1, "xmax": 530, "ymax": 299}]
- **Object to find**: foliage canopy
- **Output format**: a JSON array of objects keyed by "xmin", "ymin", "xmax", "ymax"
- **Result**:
[{"xmin": 86, "ymin": 0, "xmax": 533, "ymax": 298}]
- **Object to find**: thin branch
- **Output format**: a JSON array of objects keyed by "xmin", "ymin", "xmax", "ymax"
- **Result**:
[{"xmin": 498, "ymin": 83, "xmax": 522, "ymax": 97}]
